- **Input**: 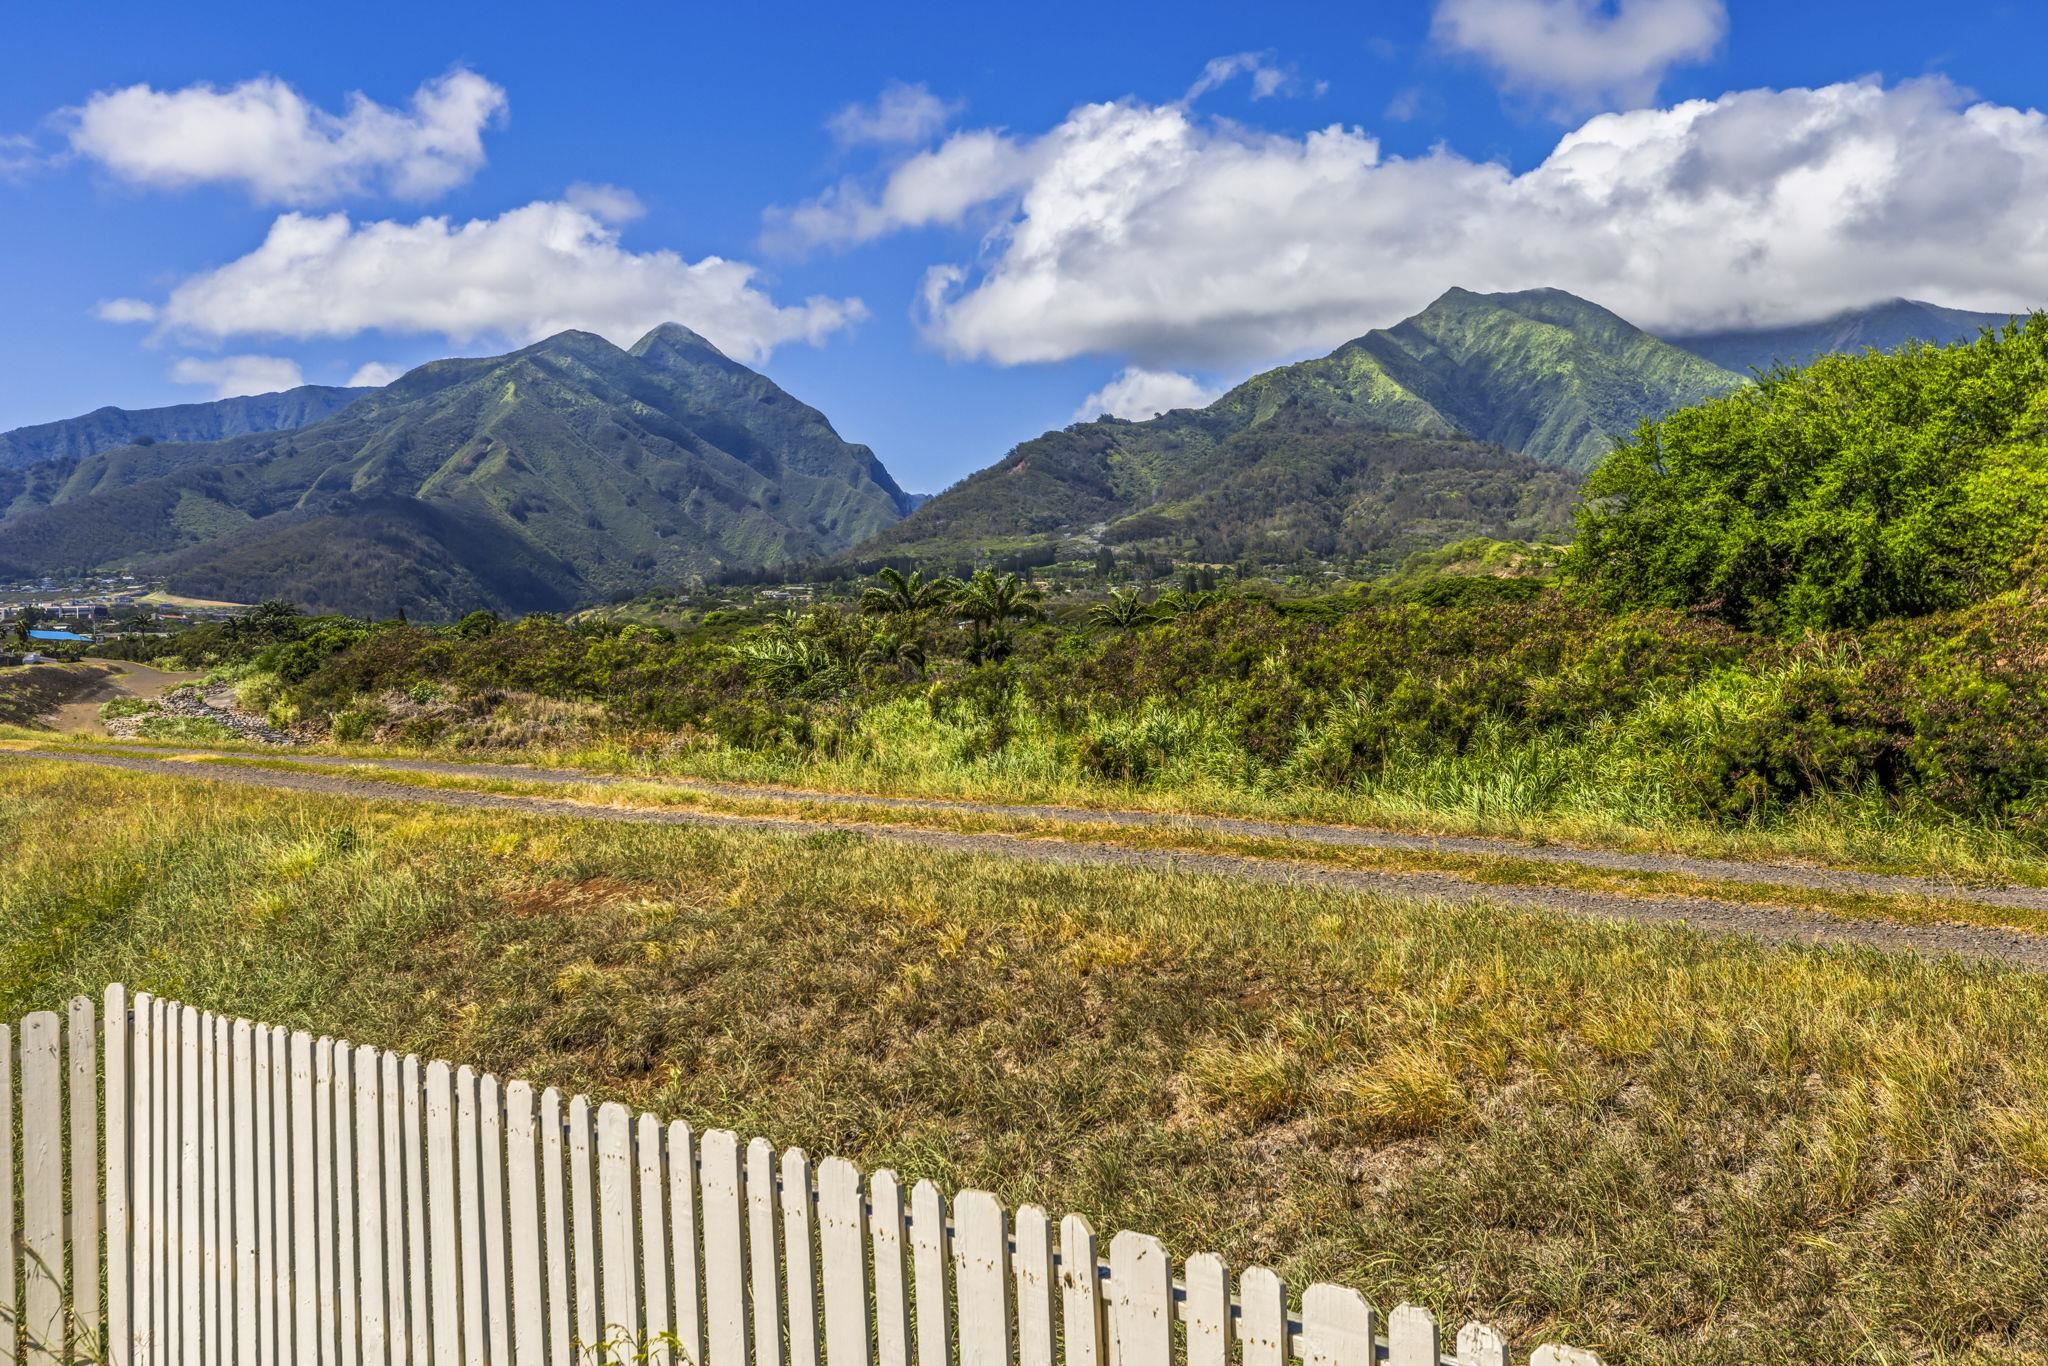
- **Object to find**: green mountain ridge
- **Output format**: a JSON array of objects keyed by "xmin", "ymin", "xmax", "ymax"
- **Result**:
[
  {"xmin": 0, "ymin": 385, "xmax": 371, "ymax": 472},
  {"xmin": 1668, "ymin": 298, "xmax": 2022, "ymax": 375},
  {"xmin": 0, "ymin": 326, "xmax": 912, "ymax": 617},
  {"xmin": 851, "ymin": 287, "xmax": 1739, "ymax": 568}
]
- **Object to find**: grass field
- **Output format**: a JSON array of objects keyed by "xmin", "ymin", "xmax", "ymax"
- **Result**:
[{"xmin": 5, "ymin": 758, "xmax": 2048, "ymax": 1362}]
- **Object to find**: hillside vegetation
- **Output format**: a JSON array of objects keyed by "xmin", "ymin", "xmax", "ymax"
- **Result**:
[
  {"xmin": 0, "ymin": 325, "xmax": 911, "ymax": 618},
  {"xmin": 855, "ymin": 289, "xmax": 1735, "ymax": 569},
  {"xmin": 0, "ymin": 384, "xmax": 368, "ymax": 471}
]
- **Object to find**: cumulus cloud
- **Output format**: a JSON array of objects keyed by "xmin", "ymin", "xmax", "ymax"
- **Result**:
[
  {"xmin": 1432, "ymin": 0, "xmax": 1726, "ymax": 110},
  {"xmin": 765, "ymin": 130, "xmax": 1038, "ymax": 249},
  {"xmin": 169, "ymin": 354, "xmax": 307, "ymax": 398},
  {"xmin": 829, "ymin": 82, "xmax": 960, "ymax": 146},
  {"xmin": 1075, "ymin": 368, "xmax": 1223, "ymax": 421},
  {"xmin": 564, "ymin": 181, "xmax": 645, "ymax": 222},
  {"xmin": 346, "ymin": 361, "xmax": 404, "ymax": 387},
  {"xmin": 63, "ymin": 68, "xmax": 507, "ymax": 204},
  {"xmin": 858, "ymin": 77, "xmax": 2048, "ymax": 371},
  {"xmin": 104, "ymin": 199, "xmax": 863, "ymax": 363}
]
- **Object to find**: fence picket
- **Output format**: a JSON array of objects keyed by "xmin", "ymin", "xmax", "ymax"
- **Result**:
[
  {"xmin": 288, "ymin": 1033, "xmax": 318, "ymax": 1366},
  {"xmin": 379, "ymin": 1049, "xmax": 409, "ymax": 1366},
  {"xmin": 1013, "ymin": 1206, "xmax": 1054, "ymax": 1366},
  {"xmin": 101, "ymin": 986, "xmax": 128, "ymax": 1366},
  {"xmin": 1454, "ymin": 1321, "xmax": 1508, "ymax": 1366},
  {"xmin": 19, "ymin": 1012, "xmax": 61, "ymax": 1366},
  {"xmin": 481, "ymin": 1074, "xmax": 514, "ymax": 1364},
  {"xmin": 639, "ymin": 1113, "xmax": 673, "ymax": 1359},
  {"xmin": 457, "ymin": 1065, "xmax": 486, "ymax": 1366},
  {"xmin": 1388, "ymin": 1305, "xmax": 1438, "ymax": 1366},
  {"xmin": 404, "ymin": 1056, "xmax": 431, "ymax": 1366},
  {"xmin": 0, "ymin": 1024, "xmax": 16, "ymax": 1366},
  {"xmin": 698, "ymin": 1130, "xmax": 749, "ymax": 1366},
  {"xmin": 667, "ymin": 1121, "xmax": 703, "ymax": 1366},
  {"xmin": 869, "ymin": 1172, "xmax": 910, "ymax": 1366},
  {"xmin": 1237, "ymin": 1269, "xmax": 1288, "ymax": 1366},
  {"xmin": 68, "ymin": 997, "xmax": 99, "ymax": 1363},
  {"xmin": 506, "ymin": 1082, "xmax": 545, "ymax": 1366},
  {"xmin": 150, "ymin": 999, "xmax": 166, "ymax": 1363},
  {"xmin": 129, "ymin": 997, "xmax": 152, "ymax": 1366},
  {"xmin": 195, "ymin": 1013, "xmax": 217, "ymax": 1366},
  {"xmin": 818, "ymin": 1157, "xmax": 870, "ymax": 1366},
  {"xmin": 597, "ymin": 1102, "xmax": 640, "ymax": 1353},
  {"xmin": 426, "ymin": 1060, "xmax": 462, "ymax": 1366},
  {"xmin": 355, "ymin": 1044, "xmax": 389, "ymax": 1365},
  {"xmin": 568, "ymin": 1097, "xmax": 599, "ymax": 1358},
  {"xmin": 907, "ymin": 1182, "xmax": 949, "ymax": 1366},
  {"xmin": 1302, "ymin": 1285, "xmax": 1375, "ymax": 1366},
  {"xmin": 1184, "ymin": 1254, "xmax": 1229, "ymax": 1366},
  {"xmin": 251, "ymin": 1027, "xmax": 277, "ymax": 1364},
  {"xmin": 1107, "ymin": 1232, "xmax": 1171, "ymax": 1366},
  {"xmin": 751, "ymin": 1139, "xmax": 787, "ymax": 1366},
  {"xmin": 541, "ymin": 1090, "xmax": 572, "ymax": 1366},
  {"xmin": 162, "ymin": 1007, "xmax": 182, "ymax": 1366},
  {"xmin": 334, "ymin": 1040, "xmax": 361, "ymax": 1366},
  {"xmin": 778, "ymin": 1148, "xmax": 814, "ymax": 1366},
  {"xmin": 1057, "ymin": 1216, "xmax": 1105, "ymax": 1366},
  {"xmin": 953, "ymin": 1192, "xmax": 1009, "ymax": 1366},
  {"xmin": 213, "ymin": 1016, "xmax": 233, "ymax": 1366}
]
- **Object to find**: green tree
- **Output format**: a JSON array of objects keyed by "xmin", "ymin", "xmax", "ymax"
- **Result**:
[
  {"xmin": 858, "ymin": 628, "xmax": 927, "ymax": 679},
  {"xmin": 1566, "ymin": 315, "xmax": 2048, "ymax": 631},
  {"xmin": 860, "ymin": 567, "xmax": 959, "ymax": 615},
  {"xmin": 1089, "ymin": 587, "xmax": 1155, "ymax": 631},
  {"xmin": 957, "ymin": 570, "xmax": 1043, "ymax": 630}
]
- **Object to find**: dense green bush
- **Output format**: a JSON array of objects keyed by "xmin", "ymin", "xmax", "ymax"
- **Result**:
[{"xmin": 1568, "ymin": 314, "xmax": 2048, "ymax": 631}]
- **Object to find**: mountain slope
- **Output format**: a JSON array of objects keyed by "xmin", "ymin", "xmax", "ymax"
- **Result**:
[
  {"xmin": 1668, "ymin": 299, "xmax": 2019, "ymax": 374},
  {"xmin": 0, "ymin": 327, "xmax": 911, "ymax": 617},
  {"xmin": 0, "ymin": 385, "xmax": 370, "ymax": 471},
  {"xmin": 849, "ymin": 288, "xmax": 1736, "ymax": 567}
]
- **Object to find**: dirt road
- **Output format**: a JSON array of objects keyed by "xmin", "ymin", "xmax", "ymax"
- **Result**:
[
  {"xmin": 40, "ymin": 660, "xmax": 201, "ymax": 735},
  {"xmin": 12, "ymin": 743, "xmax": 2048, "ymax": 973}
]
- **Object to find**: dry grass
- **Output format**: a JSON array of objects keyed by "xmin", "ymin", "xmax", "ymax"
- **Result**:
[{"xmin": 4, "ymin": 759, "xmax": 2048, "ymax": 1361}]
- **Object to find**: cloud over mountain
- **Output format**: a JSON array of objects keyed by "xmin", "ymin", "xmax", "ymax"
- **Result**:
[
  {"xmin": 107, "ymin": 199, "xmax": 866, "ymax": 363},
  {"xmin": 785, "ymin": 77, "xmax": 2046, "ymax": 371}
]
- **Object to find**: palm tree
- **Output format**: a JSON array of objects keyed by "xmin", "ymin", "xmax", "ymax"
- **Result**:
[
  {"xmin": 956, "ymin": 570, "xmax": 1043, "ymax": 630},
  {"xmin": 1089, "ymin": 587, "xmax": 1155, "ymax": 631},
  {"xmin": 858, "ymin": 628, "xmax": 927, "ymax": 679},
  {"xmin": 861, "ymin": 567, "xmax": 959, "ymax": 615},
  {"xmin": 1154, "ymin": 588, "xmax": 1223, "ymax": 618}
]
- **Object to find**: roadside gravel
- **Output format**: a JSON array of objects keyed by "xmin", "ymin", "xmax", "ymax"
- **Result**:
[{"xmin": 16, "ymin": 745, "xmax": 2048, "ymax": 973}]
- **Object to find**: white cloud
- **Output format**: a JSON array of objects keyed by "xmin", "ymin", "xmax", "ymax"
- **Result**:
[
  {"xmin": 346, "ymin": 361, "xmax": 404, "ymax": 387},
  {"xmin": 169, "ymin": 354, "xmax": 307, "ymax": 399},
  {"xmin": 828, "ymin": 82, "xmax": 959, "ymax": 146},
  {"xmin": 112, "ymin": 199, "xmax": 864, "ymax": 363},
  {"xmin": 1432, "ymin": 0, "xmax": 1726, "ymax": 110},
  {"xmin": 871, "ymin": 78, "xmax": 2048, "ymax": 371},
  {"xmin": 0, "ymin": 133, "xmax": 40, "ymax": 177},
  {"xmin": 63, "ymin": 68, "xmax": 507, "ymax": 204},
  {"xmin": 1185, "ymin": 53, "xmax": 1294, "ymax": 103},
  {"xmin": 564, "ymin": 182, "xmax": 645, "ymax": 223},
  {"xmin": 95, "ymin": 298, "xmax": 158, "ymax": 324},
  {"xmin": 765, "ymin": 130, "xmax": 1038, "ymax": 249},
  {"xmin": 1075, "ymin": 368, "xmax": 1222, "ymax": 421}
]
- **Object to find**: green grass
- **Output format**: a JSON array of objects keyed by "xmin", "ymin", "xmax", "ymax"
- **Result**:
[{"xmin": 4, "ymin": 758, "xmax": 2048, "ymax": 1362}]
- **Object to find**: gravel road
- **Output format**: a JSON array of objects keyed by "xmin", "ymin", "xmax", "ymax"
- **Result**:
[{"xmin": 14, "ymin": 744, "xmax": 2048, "ymax": 973}]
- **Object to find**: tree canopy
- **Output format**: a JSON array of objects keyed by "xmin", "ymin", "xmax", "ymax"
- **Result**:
[{"xmin": 1565, "ymin": 314, "xmax": 2048, "ymax": 632}]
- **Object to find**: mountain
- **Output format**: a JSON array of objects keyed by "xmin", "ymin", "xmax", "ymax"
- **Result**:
[
  {"xmin": 847, "ymin": 288, "xmax": 1736, "ymax": 568},
  {"xmin": 0, "ymin": 326, "xmax": 912, "ymax": 618},
  {"xmin": 1667, "ymin": 299, "xmax": 2020, "ymax": 375},
  {"xmin": 0, "ymin": 385, "xmax": 370, "ymax": 471}
]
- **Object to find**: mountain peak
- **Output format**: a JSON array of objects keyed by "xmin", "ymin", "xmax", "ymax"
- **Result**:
[{"xmin": 631, "ymin": 322, "xmax": 730, "ymax": 361}]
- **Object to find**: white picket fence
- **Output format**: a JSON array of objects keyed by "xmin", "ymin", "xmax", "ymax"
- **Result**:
[{"xmin": 0, "ymin": 987, "xmax": 1604, "ymax": 1366}]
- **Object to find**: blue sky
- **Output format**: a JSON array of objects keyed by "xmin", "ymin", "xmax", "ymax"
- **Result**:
[{"xmin": 2, "ymin": 0, "xmax": 2044, "ymax": 492}]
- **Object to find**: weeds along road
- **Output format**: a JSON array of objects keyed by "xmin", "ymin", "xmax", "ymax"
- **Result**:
[{"xmin": 13, "ymin": 742, "xmax": 2048, "ymax": 972}]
